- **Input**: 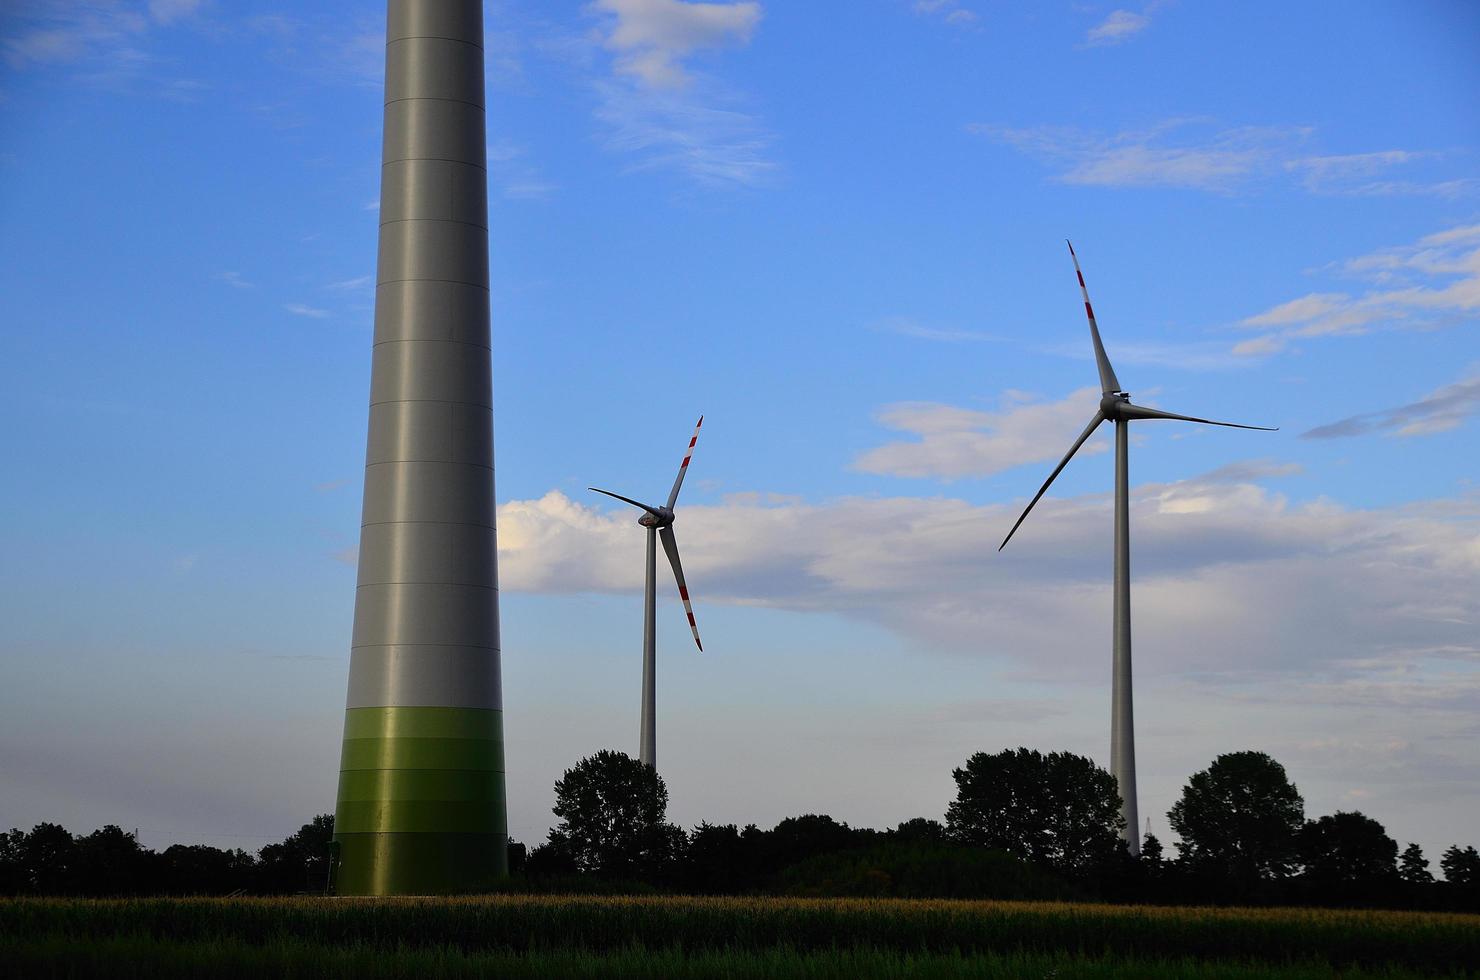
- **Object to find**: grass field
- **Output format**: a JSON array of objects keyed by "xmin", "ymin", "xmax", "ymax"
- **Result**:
[{"xmin": 2, "ymin": 894, "xmax": 1476, "ymax": 978}]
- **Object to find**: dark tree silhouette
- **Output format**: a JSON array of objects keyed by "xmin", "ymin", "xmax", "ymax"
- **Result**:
[
  {"xmin": 16, "ymin": 823, "xmax": 78, "ymax": 894},
  {"xmin": 946, "ymin": 747, "xmax": 1123, "ymax": 874},
  {"xmin": 259, "ymin": 814, "xmax": 334, "ymax": 893},
  {"xmin": 1441, "ymin": 845, "xmax": 1480, "ymax": 886},
  {"xmin": 1169, "ymin": 751, "xmax": 1304, "ymax": 881},
  {"xmin": 74, "ymin": 826, "xmax": 150, "ymax": 896},
  {"xmin": 547, "ymin": 750, "xmax": 685, "ymax": 878},
  {"xmin": 1299, "ymin": 811, "xmax": 1398, "ymax": 897},
  {"xmin": 892, "ymin": 818, "xmax": 947, "ymax": 843},
  {"xmin": 1398, "ymin": 843, "xmax": 1433, "ymax": 885}
]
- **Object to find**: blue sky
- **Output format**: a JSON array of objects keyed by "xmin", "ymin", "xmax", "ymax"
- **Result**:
[{"xmin": 2, "ymin": 0, "xmax": 1478, "ymax": 864}]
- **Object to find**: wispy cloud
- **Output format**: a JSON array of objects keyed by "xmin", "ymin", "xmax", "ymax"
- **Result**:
[
  {"xmin": 1236, "ymin": 223, "xmax": 1480, "ymax": 355},
  {"xmin": 874, "ymin": 316, "xmax": 999, "ymax": 343},
  {"xmin": 978, "ymin": 119, "xmax": 1470, "ymax": 198},
  {"xmin": 1085, "ymin": 9, "xmax": 1150, "ymax": 46},
  {"xmin": 214, "ymin": 270, "xmax": 253, "ymax": 289},
  {"xmin": 326, "ymin": 275, "xmax": 371, "ymax": 291},
  {"xmin": 912, "ymin": 0, "xmax": 977, "ymax": 28},
  {"xmin": 1304, "ymin": 369, "xmax": 1480, "ymax": 440},
  {"xmin": 486, "ymin": 139, "xmax": 558, "ymax": 201},
  {"xmin": 2, "ymin": 0, "xmax": 200, "ymax": 75},
  {"xmin": 147, "ymin": 0, "xmax": 202, "ymax": 26},
  {"xmin": 853, "ymin": 389, "xmax": 1108, "ymax": 480},
  {"xmin": 587, "ymin": 0, "xmax": 777, "ymax": 188},
  {"xmin": 284, "ymin": 303, "xmax": 330, "ymax": 319}
]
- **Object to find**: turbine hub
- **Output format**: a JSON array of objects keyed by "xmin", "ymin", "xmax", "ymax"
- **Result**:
[
  {"xmin": 638, "ymin": 508, "xmax": 674, "ymax": 529},
  {"xmin": 1100, "ymin": 391, "xmax": 1131, "ymax": 418}
]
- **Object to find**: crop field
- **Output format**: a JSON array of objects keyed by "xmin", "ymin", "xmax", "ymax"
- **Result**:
[{"xmin": 2, "ymin": 895, "xmax": 1476, "ymax": 978}]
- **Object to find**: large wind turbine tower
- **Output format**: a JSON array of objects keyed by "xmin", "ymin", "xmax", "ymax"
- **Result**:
[
  {"xmin": 999, "ymin": 242, "xmax": 1274, "ymax": 856},
  {"xmin": 332, "ymin": 0, "xmax": 506, "ymax": 895}
]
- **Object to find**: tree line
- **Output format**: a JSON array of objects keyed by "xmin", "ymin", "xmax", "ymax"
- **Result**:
[{"xmin": 4, "ymin": 747, "xmax": 1476, "ymax": 909}]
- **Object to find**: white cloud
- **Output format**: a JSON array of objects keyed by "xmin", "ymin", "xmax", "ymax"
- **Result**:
[
  {"xmin": 852, "ymin": 389, "xmax": 1108, "ymax": 480},
  {"xmin": 284, "ymin": 303, "xmax": 330, "ymax": 319},
  {"xmin": 326, "ymin": 275, "xmax": 371, "ymax": 291},
  {"xmin": 214, "ymin": 270, "xmax": 253, "ymax": 289},
  {"xmin": 1086, "ymin": 9, "xmax": 1149, "ymax": 46},
  {"xmin": 588, "ymin": 0, "xmax": 776, "ymax": 188},
  {"xmin": 1237, "ymin": 223, "xmax": 1480, "ymax": 355},
  {"xmin": 591, "ymin": 0, "xmax": 761, "ymax": 90}
]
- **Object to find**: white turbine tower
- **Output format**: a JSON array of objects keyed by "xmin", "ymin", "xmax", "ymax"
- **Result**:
[
  {"xmin": 999, "ymin": 242, "xmax": 1275, "ymax": 855},
  {"xmin": 591, "ymin": 417, "xmax": 705, "ymax": 769}
]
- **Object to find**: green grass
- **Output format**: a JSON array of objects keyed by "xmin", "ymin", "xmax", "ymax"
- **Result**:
[{"xmin": 2, "ymin": 895, "xmax": 1476, "ymax": 978}]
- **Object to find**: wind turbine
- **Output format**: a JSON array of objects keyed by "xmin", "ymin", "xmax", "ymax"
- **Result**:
[
  {"xmin": 590, "ymin": 417, "xmax": 705, "ymax": 769},
  {"xmin": 999, "ymin": 242, "xmax": 1275, "ymax": 855}
]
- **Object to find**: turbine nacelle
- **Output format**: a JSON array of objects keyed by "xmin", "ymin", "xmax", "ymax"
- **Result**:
[{"xmin": 638, "ymin": 507, "xmax": 674, "ymax": 529}]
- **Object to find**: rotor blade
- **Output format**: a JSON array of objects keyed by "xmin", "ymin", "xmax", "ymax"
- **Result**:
[
  {"xmin": 588, "ymin": 487, "xmax": 662, "ymax": 516},
  {"xmin": 666, "ymin": 415, "xmax": 704, "ymax": 509},
  {"xmin": 999, "ymin": 411, "xmax": 1106, "ymax": 552},
  {"xmin": 658, "ymin": 525, "xmax": 702, "ymax": 651},
  {"xmin": 1118, "ymin": 403, "xmax": 1278, "ymax": 431},
  {"xmin": 1067, "ymin": 240, "xmax": 1122, "ymax": 395}
]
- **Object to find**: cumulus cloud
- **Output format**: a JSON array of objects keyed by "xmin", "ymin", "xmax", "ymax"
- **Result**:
[
  {"xmin": 852, "ymin": 390, "xmax": 1108, "ymax": 480},
  {"xmin": 1304, "ymin": 369, "xmax": 1480, "ymax": 439},
  {"xmin": 498, "ymin": 473, "xmax": 1480, "ymax": 700},
  {"xmin": 587, "ymin": 0, "xmax": 776, "ymax": 188},
  {"xmin": 1236, "ymin": 224, "xmax": 1480, "ymax": 355}
]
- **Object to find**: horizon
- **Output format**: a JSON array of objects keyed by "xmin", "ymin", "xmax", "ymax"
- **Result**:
[{"xmin": 1, "ymin": 0, "xmax": 1478, "ymax": 866}]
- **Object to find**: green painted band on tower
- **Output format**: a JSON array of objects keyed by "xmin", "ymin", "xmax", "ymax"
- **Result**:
[
  {"xmin": 333, "ymin": 706, "xmax": 507, "ymax": 893},
  {"xmin": 342, "ymin": 705, "xmax": 502, "ymax": 740},
  {"xmin": 339, "ymin": 736, "xmax": 505, "ymax": 772},
  {"xmin": 332, "ymin": 832, "xmax": 507, "ymax": 896},
  {"xmin": 337, "ymin": 767, "xmax": 505, "ymax": 801},
  {"xmin": 335, "ymin": 798, "xmax": 509, "ymax": 835}
]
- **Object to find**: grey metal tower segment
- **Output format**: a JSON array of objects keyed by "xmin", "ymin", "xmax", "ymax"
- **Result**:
[
  {"xmin": 640, "ymin": 527, "xmax": 658, "ymax": 767},
  {"xmin": 332, "ymin": 0, "xmax": 506, "ymax": 896},
  {"xmin": 1111, "ymin": 419, "xmax": 1138, "ymax": 848}
]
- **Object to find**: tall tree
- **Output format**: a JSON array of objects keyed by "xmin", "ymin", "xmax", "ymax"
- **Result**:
[
  {"xmin": 547, "ymin": 750, "xmax": 685, "ymax": 878},
  {"xmin": 947, "ymin": 747, "xmax": 1123, "ymax": 874},
  {"xmin": 1299, "ymin": 811, "xmax": 1398, "ymax": 888},
  {"xmin": 1441, "ymin": 845, "xmax": 1480, "ymax": 887},
  {"xmin": 1169, "ymin": 751, "xmax": 1304, "ymax": 881},
  {"xmin": 1398, "ymin": 843, "xmax": 1433, "ymax": 885}
]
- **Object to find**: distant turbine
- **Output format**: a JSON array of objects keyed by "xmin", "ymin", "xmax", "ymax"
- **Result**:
[
  {"xmin": 999, "ymin": 242, "xmax": 1276, "ymax": 855},
  {"xmin": 590, "ymin": 417, "xmax": 705, "ymax": 769}
]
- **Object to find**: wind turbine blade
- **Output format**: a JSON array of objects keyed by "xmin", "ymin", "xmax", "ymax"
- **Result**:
[
  {"xmin": 588, "ymin": 487, "xmax": 663, "ymax": 516},
  {"xmin": 999, "ymin": 411, "xmax": 1106, "ymax": 551},
  {"xmin": 1067, "ymin": 240, "xmax": 1122, "ymax": 394},
  {"xmin": 658, "ymin": 525, "xmax": 702, "ymax": 651},
  {"xmin": 665, "ymin": 416, "xmax": 704, "ymax": 509},
  {"xmin": 1118, "ymin": 403, "xmax": 1278, "ymax": 431}
]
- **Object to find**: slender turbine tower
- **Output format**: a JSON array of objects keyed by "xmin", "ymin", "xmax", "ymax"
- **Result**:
[
  {"xmin": 590, "ymin": 418, "xmax": 705, "ymax": 769},
  {"xmin": 332, "ymin": 0, "xmax": 506, "ymax": 895},
  {"xmin": 999, "ymin": 242, "xmax": 1274, "ymax": 855}
]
